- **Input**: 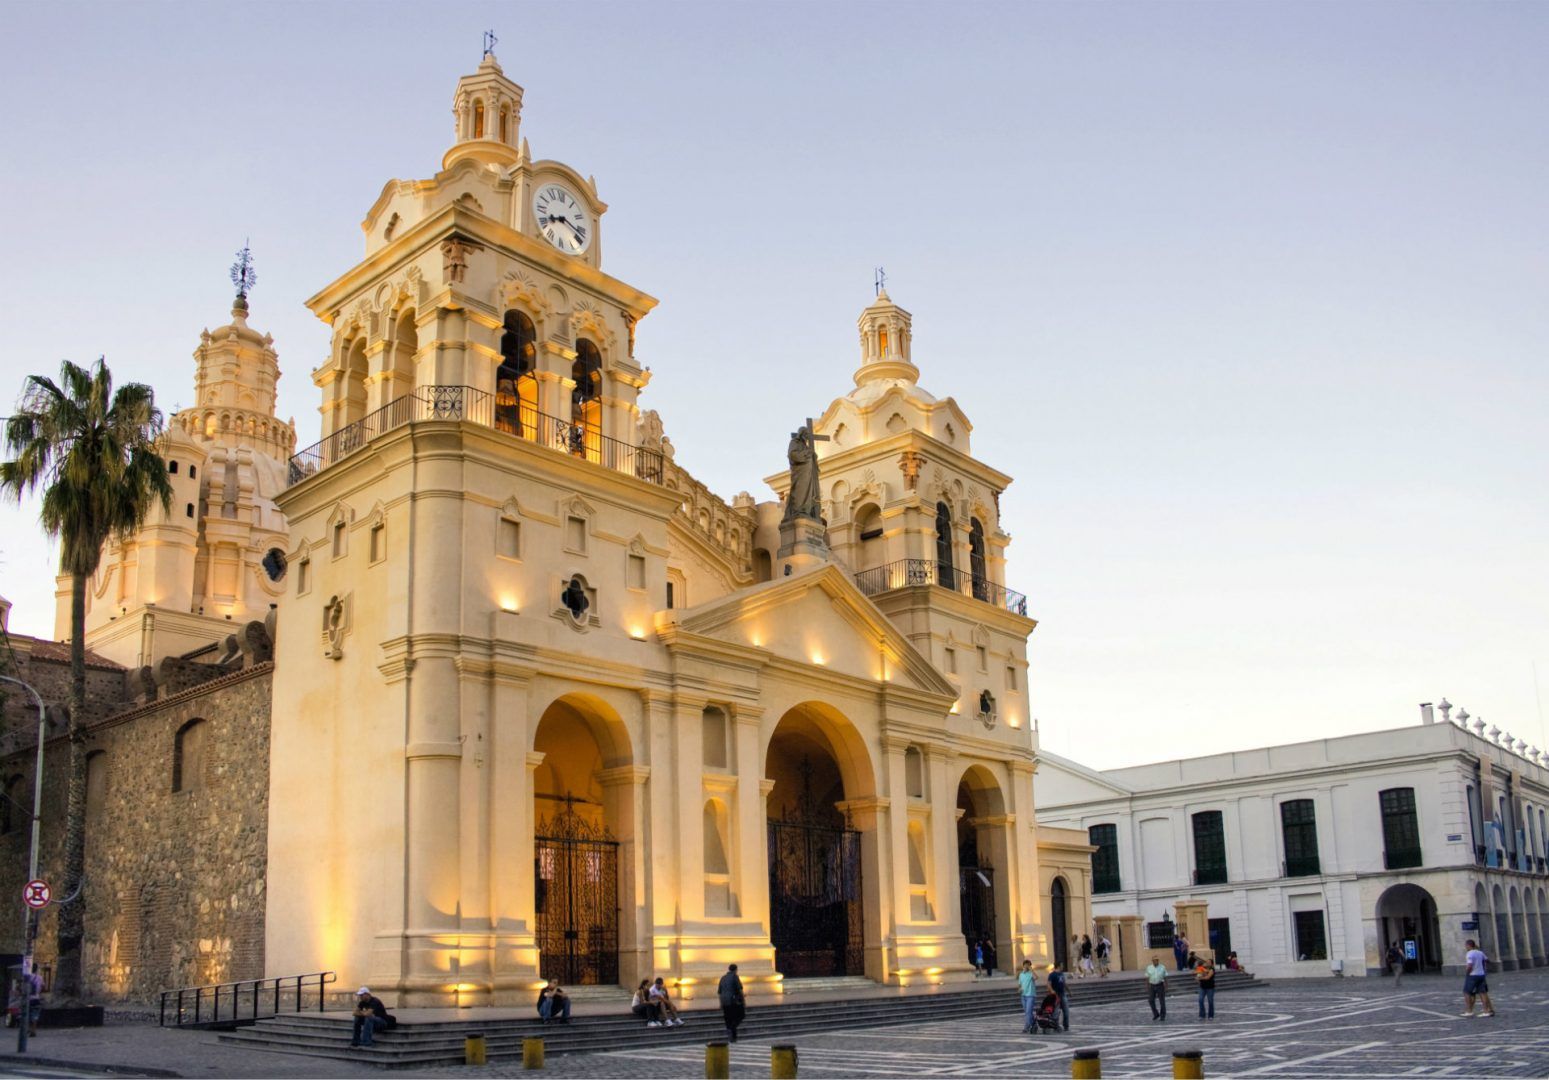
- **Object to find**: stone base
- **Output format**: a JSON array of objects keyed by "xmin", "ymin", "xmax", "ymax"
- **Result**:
[{"xmin": 776, "ymin": 515, "xmax": 829, "ymax": 573}]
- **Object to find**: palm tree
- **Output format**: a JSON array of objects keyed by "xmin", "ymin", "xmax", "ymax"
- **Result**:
[{"xmin": 0, "ymin": 358, "xmax": 171, "ymax": 1000}]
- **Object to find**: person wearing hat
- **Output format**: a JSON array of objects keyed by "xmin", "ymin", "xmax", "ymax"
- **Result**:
[{"xmin": 350, "ymin": 986, "xmax": 393, "ymax": 1047}]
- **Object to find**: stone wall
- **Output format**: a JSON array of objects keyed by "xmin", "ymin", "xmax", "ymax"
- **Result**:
[{"xmin": 0, "ymin": 664, "xmax": 273, "ymax": 1003}]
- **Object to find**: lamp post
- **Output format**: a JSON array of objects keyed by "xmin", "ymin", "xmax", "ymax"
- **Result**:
[{"xmin": 0, "ymin": 675, "xmax": 49, "ymax": 1055}]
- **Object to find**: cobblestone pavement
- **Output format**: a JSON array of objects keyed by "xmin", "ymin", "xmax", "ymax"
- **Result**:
[
  {"xmin": 8, "ymin": 972, "xmax": 1549, "ymax": 1077},
  {"xmin": 415, "ymin": 972, "xmax": 1549, "ymax": 1078}
]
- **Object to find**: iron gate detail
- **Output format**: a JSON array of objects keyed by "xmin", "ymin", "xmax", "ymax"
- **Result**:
[
  {"xmin": 960, "ymin": 864, "xmax": 996, "ymax": 964},
  {"xmin": 534, "ymin": 800, "xmax": 619, "ymax": 986},
  {"xmin": 767, "ymin": 816, "xmax": 864, "ymax": 977}
]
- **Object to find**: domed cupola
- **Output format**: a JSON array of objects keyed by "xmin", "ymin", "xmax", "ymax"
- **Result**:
[{"xmin": 443, "ymin": 49, "xmax": 524, "ymax": 170}]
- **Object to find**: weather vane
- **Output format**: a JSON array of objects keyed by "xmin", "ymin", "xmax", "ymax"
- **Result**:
[
  {"xmin": 874, "ymin": 266, "xmax": 886, "ymax": 296},
  {"xmin": 230, "ymin": 240, "xmax": 257, "ymax": 300},
  {"xmin": 483, "ymin": 29, "xmax": 498, "ymax": 58}
]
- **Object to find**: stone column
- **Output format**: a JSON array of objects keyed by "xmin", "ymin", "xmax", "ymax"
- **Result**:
[
  {"xmin": 455, "ymin": 658, "xmax": 495, "ymax": 1004},
  {"xmin": 418, "ymin": 307, "xmax": 469, "ymax": 388},
  {"xmin": 1174, "ymin": 899, "xmax": 1210, "ymax": 961},
  {"xmin": 840, "ymin": 796, "xmax": 892, "ymax": 983},
  {"xmin": 733, "ymin": 708, "xmax": 769, "ymax": 932},
  {"xmin": 600, "ymin": 764, "xmax": 650, "ymax": 989},
  {"xmin": 1115, "ymin": 914, "xmax": 1145, "ymax": 972},
  {"xmin": 486, "ymin": 628, "xmax": 535, "ymax": 999},
  {"xmin": 881, "ymin": 739, "xmax": 914, "ymax": 930},
  {"xmin": 642, "ymin": 693, "xmax": 680, "ymax": 976}
]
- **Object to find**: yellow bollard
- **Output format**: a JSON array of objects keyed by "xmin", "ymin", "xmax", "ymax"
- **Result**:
[
  {"xmin": 706, "ymin": 1040, "xmax": 730, "ymax": 1079},
  {"xmin": 465, "ymin": 1032, "xmax": 488, "ymax": 1066},
  {"xmin": 772, "ymin": 1043, "xmax": 798, "ymax": 1078},
  {"xmin": 522, "ymin": 1036, "xmax": 544, "ymax": 1070},
  {"xmin": 1072, "ymin": 1048, "xmax": 1102, "ymax": 1079},
  {"xmin": 1173, "ymin": 1049, "xmax": 1204, "ymax": 1079}
]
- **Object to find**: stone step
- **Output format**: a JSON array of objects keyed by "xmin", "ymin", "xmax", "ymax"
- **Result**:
[{"xmin": 217, "ymin": 971, "xmax": 1265, "ymax": 1067}]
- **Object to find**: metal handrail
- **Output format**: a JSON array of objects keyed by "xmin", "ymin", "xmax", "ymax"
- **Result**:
[
  {"xmin": 158, "ymin": 970, "xmax": 337, "ymax": 1028},
  {"xmin": 286, "ymin": 386, "xmax": 664, "ymax": 488},
  {"xmin": 853, "ymin": 558, "xmax": 1029, "ymax": 616}
]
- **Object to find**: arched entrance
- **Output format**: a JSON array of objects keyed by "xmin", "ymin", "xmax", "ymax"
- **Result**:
[
  {"xmin": 532, "ymin": 695, "xmax": 631, "ymax": 985},
  {"xmin": 764, "ymin": 703, "xmax": 874, "ymax": 978},
  {"xmin": 1050, "ymin": 877, "xmax": 1070, "ymax": 969},
  {"xmin": 1376, "ymin": 883, "xmax": 1441, "ymax": 972},
  {"xmin": 957, "ymin": 765, "xmax": 1011, "ymax": 974}
]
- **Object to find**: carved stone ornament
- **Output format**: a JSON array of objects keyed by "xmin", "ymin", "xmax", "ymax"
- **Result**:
[
  {"xmin": 899, "ymin": 451, "xmax": 924, "ymax": 492},
  {"xmin": 977, "ymin": 689, "xmax": 997, "ymax": 730},
  {"xmin": 441, "ymin": 236, "xmax": 484, "ymax": 284},
  {"xmin": 322, "ymin": 593, "xmax": 350, "ymax": 660}
]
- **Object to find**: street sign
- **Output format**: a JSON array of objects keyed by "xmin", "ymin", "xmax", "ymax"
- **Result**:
[
  {"xmin": 1462, "ymin": 920, "xmax": 1479, "ymax": 931},
  {"xmin": 22, "ymin": 880, "xmax": 50, "ymax": 909},
  {"xmin": 1403, "ymin": 939, "xmax": 1418, "ymax": 961}
]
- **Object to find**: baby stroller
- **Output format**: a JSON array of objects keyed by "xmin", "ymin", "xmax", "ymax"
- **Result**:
[{"xmin": 1032, "ymin": 991, "xmax": 1062, "ymax": 1034}]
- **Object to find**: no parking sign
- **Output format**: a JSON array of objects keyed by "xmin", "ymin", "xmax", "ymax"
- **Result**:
[{"xmin": 22, "ymin": 880, "xmax": 50, "ymax": 909}]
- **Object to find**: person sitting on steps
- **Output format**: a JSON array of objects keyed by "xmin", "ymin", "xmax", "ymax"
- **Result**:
[
  {"xmin": 349, "ymin": 987, "xmax": 395, "ymax": 1047},
  {"xmin": 649, "ymin": 977, "xmax": 683, "ymax": 1026},
  {"xmin": 537, "ymin": 980, "xmax": 571, "ymax": 1024},
  {"xmin": 632, "ymin": 980, "xmax": 663, "ymax": 1027}
]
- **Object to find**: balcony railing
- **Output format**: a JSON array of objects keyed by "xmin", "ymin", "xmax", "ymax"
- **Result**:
[
  {"xmin": 1383, "ymin": 847, "xmax": 1423, "ymax": 870},
  {"xmin": 286, "ymin": 386, "xmax": 664, "ymax": 488},
  {"xmin": 1193, "ymin": 866, "xmax": 1228, "ymax": 886},
  {"xmin": 853, "ymin": 558, "xmax": 1028, "ymax": 616}
]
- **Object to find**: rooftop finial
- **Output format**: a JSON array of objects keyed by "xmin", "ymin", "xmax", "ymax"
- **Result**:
[
  {"xmin": 230, "ymin": 239, "xmax": 257, "ymax": 301},
  {"xmin": 874, "ymin": 266, "xmax": 886, "ymax": 297},
  {"xmin": 483, "ymin": 29, "xmax": 498, "ymax": 58}
]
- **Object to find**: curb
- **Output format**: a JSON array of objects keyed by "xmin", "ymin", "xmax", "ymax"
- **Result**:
[{"xmin": 2, "ymin": 1051, "xmax": 183, "ymax": 1077}]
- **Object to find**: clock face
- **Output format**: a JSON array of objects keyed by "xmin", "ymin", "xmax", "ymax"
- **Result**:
[{"xmin": 533, "ymin": 183, "xmax": 592, "ymax": 255}]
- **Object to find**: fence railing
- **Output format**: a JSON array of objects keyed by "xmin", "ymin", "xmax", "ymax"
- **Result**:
[
  {"xmin": 287, "ymin": 386, "xmax": 664, "ymax": 488},
  {"xmin": 853, "ymin": 558, "xmax": 1028, "ymax": 617},
  {"xmin": 159, "ymin": 971, "xmax": 337, "ymax": 1028}
]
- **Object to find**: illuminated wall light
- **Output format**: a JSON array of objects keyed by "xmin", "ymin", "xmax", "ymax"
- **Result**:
[
  {"xmin": 810, "ymin": 652, "xmax": 825, "ymax": 665},
  {"xmin": 498, "ymin": 596, "xmax": 519, "ymax": 613},
  {"xmin": 629, "ymin": 626, "xmax": 647, "ymax": 640}
]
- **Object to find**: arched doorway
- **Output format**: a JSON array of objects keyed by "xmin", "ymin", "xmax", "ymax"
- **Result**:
[
  {"xmin": 1377, "ymin": 883, "xmax": 1441, "ymax": 972},
  {"xmin": 957, "ymin": 765, "xmax": 1011, "ymax": 974},
  {"xmin": 1050, "ymin": 877, "xmax": 1070, "ymax": 970},
  {"xmin": 532, "ymin": 695, "xmax": 631, "ymax": 985},
  {"xmin": 764, "ymin": 703, "xmax": 874, "ymax": 978}
]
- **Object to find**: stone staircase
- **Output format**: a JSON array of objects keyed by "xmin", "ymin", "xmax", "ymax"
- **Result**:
[{"xmin": 217, "ymin": 970, "xmax": 1264, "ymax": 1069}]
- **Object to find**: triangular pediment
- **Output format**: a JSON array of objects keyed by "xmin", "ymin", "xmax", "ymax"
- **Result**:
[{"xmin": 663, "ymin": 563, "xmax": 956, "ymax": 699}]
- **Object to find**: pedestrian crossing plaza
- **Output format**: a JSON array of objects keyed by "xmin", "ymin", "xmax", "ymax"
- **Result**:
[{"xmin": 466, "ymin": 971, "xmax": 1549, "ymax": 1078}]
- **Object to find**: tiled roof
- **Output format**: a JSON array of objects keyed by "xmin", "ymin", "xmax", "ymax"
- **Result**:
[{"xmin": 20, "ymin": 640, "xmax": 126, "ymax": 671}]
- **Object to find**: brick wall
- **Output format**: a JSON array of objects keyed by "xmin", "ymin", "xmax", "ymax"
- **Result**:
[{"xmin": 0, "ymin": 664, "xmax": 273, "ymax": 1003}]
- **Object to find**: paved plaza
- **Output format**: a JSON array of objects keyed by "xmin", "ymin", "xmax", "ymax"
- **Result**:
[{"xmin": 7, "ymin": 972, "xmax": 1549, "ymax": 1077}]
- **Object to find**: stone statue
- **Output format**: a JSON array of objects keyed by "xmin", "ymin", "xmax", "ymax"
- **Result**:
[
  {"xmin": 323, "ymin": 594, "xmax": 347, "ymax": 660},
  {"xmin": 782, "ymin": 420, "xmax": 828, "ymax": 523}
]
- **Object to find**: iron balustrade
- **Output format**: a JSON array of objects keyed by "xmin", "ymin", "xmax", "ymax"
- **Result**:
[
  {"xmin": 1383, "ymin": 848, "xmax": 1424, "ymax": 871},
  {"xmin": 853, "ymin": 558, "xmax": 1029, "ymax": 616},
  {"xmin": 1192, "ymin": 867, "xmax": 1228, "ymax": 886},
  {"xmin": 287, "ymin": 386, "xmax": 664, "ymax": 487},
  {"xmin": 158, "ymin": 971, "xmax": 337, "ymax": 1029}
]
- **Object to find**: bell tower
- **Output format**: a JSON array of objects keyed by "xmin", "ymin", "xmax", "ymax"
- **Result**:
[{"xmin": 268, "ymin": 53, "xmax": 674, "ymax": 1007}]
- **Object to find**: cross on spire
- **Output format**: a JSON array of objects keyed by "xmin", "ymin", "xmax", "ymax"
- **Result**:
[
  {"xmin": 482, "ymin": 29, "xmax": 498, "ymax": 58},
  {"xmin": 230, "ymin": 239, "xmax": 256, "ymax": 300},
  {"xmin": 874, "ymin": 266, "xmax": 886, "ymax": 296}
]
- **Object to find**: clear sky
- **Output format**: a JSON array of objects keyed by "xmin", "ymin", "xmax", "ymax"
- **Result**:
[{"xmin": 1, "ymin": 1, "xmax": 1545, "ymax": 768}]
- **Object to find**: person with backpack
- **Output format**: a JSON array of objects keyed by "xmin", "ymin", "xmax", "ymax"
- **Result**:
[{"xmin": 1385, "ymin": 942, "xmax": 1405, "ymax": 988}]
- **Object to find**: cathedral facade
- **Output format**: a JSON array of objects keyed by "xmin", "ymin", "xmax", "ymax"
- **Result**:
[{"xmin": 7, "ymin": 54, "xmax": 1090, "ymax": 1006}]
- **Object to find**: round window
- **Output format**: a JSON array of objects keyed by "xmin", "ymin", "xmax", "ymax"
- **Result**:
[{"xmin": 262, "ymin": 548, "xmax": 288, "ymax": 582}]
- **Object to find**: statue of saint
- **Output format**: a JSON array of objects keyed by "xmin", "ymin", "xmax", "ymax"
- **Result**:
[{"xmin": 783, "ymin": 420, "xmax": 827, "ymax": 523}]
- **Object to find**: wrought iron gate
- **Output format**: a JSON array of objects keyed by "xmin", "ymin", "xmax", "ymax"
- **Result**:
[
  {"xmin": 767, "ymin": 816, "xmax": 864, "ymax": 977},
  {"xmin": 960, "ymin": 864, "xmax": 997, "ymax": 964},
  {"xmin": 534, "ymin": 800, "xmax": 619, "ymax": 986}
]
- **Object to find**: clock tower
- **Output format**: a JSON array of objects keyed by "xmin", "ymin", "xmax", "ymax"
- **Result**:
[{"xmin": 268, "ymin": 53, "xmax": 674, "ymax": 1004}]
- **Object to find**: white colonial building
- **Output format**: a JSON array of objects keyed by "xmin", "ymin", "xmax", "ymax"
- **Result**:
[{"xmin": 1038, "ymin": 702, "xmax": 1549, "ymax": 977}]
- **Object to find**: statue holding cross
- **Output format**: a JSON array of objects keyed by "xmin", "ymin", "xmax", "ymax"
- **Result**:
[{"xmin": 782, "ymin": 418, "xmax": 829, "ymax": 523}]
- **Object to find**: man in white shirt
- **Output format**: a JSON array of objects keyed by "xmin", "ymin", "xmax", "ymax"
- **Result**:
[
  {"xmin": 1460, "ymin": 939, "xmax": 1496, "ymax": 1018},
  {"xmin": 1145, "ymin": 955, "xmax": 1168, "ymax": 1021}
]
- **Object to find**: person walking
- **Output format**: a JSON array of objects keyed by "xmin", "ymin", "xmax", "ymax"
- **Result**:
[
  {"xmin": 1078, "ymin": 934, "xmax": 1094, "ymax": 977},
  {"xmin": 1460, "ymin": 939, "xmax": 1496, "ymax": 1018},
  {"xmin": 1385, "ymin": 942, "xmax": 1405, "ymax": 988},
  {"xmin": 972, "ymin": 939, "xmax": 986, "ymax": 977},
  {"xmin": 718, "ymin": 964, "xmax": 746, "ymax": 1041},
  {"xmin": 21, "ymin": 963, "xmax": 43, "ymax": 1039},
  {"xmin": 1145, "ymin": 955, "xmax": 1168, "ymax": 1021},
  {"xmin": 1018, "ymin": 959, "xmax": 1039, "ymax": 1034},
  {"xmin": 1048, "ymin": 962, "xmax": 1071, "ymax": 1032},
  {"xmin": 1096, "ymin": 935, "xmax": 1112, "ymax": 977},
  {"xmin": 1195, "ymin": 956, "xmax": 1216, "ymax": 1021}
]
